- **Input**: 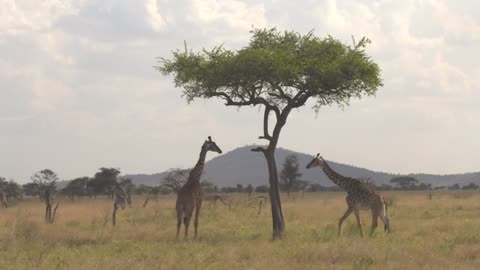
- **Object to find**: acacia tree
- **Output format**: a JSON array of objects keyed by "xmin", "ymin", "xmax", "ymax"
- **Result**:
[
  {"xmin": 62, "ymin": 177, "xmax": 89, "ymax": 201},
  {"xmin": 390, "ymin": 176, "xmax": 419, "ymax": 190},
  {"xmin": 158, "ymin": 28, "xmax": 382, "ymax": 239},
  {"xmin": 88, "ymin": 168, "xmax": 121, "ymax": 198},
  {"xmin": 162, "ymin": 168, "xmax": 190, "ymax": 193},
  {"xmin": 31, "ymin": 169, "xmax": 60, "ymax": 224}
]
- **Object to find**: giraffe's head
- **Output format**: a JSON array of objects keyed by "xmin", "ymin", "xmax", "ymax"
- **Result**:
[
  {"xmin": 203, "ymin": 136, "xmax": 223, "ymax": 154},
  {"xmin": 306, "ymin": 153, "xmax": 325, "ymax": 169}
]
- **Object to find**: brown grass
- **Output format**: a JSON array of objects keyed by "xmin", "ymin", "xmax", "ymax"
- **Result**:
[{"xmin": 1, "ymin": 191, "xmax": 480, "ymax": 269}]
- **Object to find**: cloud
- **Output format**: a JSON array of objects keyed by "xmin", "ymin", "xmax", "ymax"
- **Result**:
[
  {"xmin": 1, "ymin": 0, "xmax": 480, "ymax": 181},
  {"xmin": 145, "ymin": 0, "xmax": 167, "ymax": 32}
]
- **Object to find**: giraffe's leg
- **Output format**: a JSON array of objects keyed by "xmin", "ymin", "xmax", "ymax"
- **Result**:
[
  {"xmin": 379, "ymin": 203, "xmax": 390, "ymax": 233},
  {"xmin": 338, "ymin": 207, "xmax": 354, "ymax": 236},
  {"xmin": 184, "ymin": 214, "xmax": 191, "ymax": 240},
  {"xmin": 194, "ymin": 199, "xmax": 203, "ymax": 239},
  {"xmin": 370, "ymin": 208, "xmax": 379, "ymax": 236},
  {"xmin": 184, "ymin": 204, "xmax": 194, "ymax": 240},
  {"xmin": 175, "ymin": 202, "xmax": 183, "ymax": 240},
  {"xmin": 354, "ymin": 208, "xmax": 364, "ymax": 238}
]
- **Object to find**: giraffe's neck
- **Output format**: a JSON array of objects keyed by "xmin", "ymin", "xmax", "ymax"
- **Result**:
[
  {"xmin": 186, "ymin": 145, "xmax": 207, "ymax": 185},
  {"xmin": 320, "ymin": 160, "xmax": 352, "ymax": 190}
]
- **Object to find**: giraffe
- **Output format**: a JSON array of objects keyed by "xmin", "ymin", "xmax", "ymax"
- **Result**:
[
  {"xmin": 0, "ymin": 190, "xmax": 7, "ymax": 209},
  {"xmin": 176, "ymin": 136, "xmax": 222, "ymax": 240},
  {"xmin": 112, "ymin": 181, "xmax": 131, "ymax": 226},
  {"xmin": 306, "ymin": 154, "xmax": 390, "ymax": 237},
  {"xmin": 204, "ymin": 194, "xmax": 230, "ymax": 208}
]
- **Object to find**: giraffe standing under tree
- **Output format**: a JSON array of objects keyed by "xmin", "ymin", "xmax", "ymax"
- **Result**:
[
  {"xmin": 306, "ymin": 154, "xmax": 390, "ymax": 237},
  {"xmin": 176, "ymin": 136, "xmax": 222, "ymax": 240}
]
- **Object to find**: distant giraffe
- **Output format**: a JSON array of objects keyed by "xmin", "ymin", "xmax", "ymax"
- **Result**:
[
  {"xmin": 0, "ymin": 191, "xmax": 7, "ymax": 208},
  {"xmin": 176, "ymin": 136, "xmax": 222, "ymax": 240},
  {"xmin": 204, "ymin": 194, "xmax": 230, "ymax": 208},
  {"xmin": 306, "ymin": 154, "xmax": 390, "ymax": 237},
  {"xmin": 112, "ymin": 182, "xmax": 131, "ymax": 226}
]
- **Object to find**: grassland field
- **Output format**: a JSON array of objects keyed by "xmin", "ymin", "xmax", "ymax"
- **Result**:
[{"xmin": 0, "ymin": 191, "xmax": 480, "ymax": 270}]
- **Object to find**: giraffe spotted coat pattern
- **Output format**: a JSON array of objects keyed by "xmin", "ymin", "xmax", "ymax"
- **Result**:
[
  {"xmin": 306, "ymin": 154, "xmax": 390, "ymax": 237},
  {"xmin": 175, "ymin": 136, "xmax": 222, "ymax": 240}
]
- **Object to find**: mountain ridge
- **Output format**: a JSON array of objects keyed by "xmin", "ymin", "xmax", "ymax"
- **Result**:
[{"xmin": 123, "ymin": 145, "xmax": 480, "ymax": 188}]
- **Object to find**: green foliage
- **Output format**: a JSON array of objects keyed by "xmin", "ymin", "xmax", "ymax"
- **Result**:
[
  {"xmin": 279, "ymin": 154, "xmax": 303, "ymax": 195},
  {"xmin": 88, "ymin": 168, "xmax": 121, "ymax": 196},
  {"xmin": 162, "ymin": 168, "xmax": 189, "ymax": 193},
  {"xmin": 31, "ymin": 169, "xmax": 58, "ymax": 200},
  {"xmin": 62, "ymin": 177, "xmax": 90, "ymax": 199},
  {"xmin": 22, "ymin": 182, "xmax": 39, "ymax": 197},
  {"xmin": 390, "ymin": 176, "xmax": 420, "ymax": 190},
  {"xmin": 0, "ymin": 177, "xmax": 22, "ymax": 200},
  {"xmin": 201, "ymin": 180, "xmax": 217, "ymax": 193},
  {"xmin": 157, "ymin": 28, "xmax": 382, "ymax": 111},
  {"xmin": 255, "ymin": 185, "xmax": 269, "ymax": 193},
  {"xmin": 245, "ymin": 184, "xmax": 254, "ymax": 194}
]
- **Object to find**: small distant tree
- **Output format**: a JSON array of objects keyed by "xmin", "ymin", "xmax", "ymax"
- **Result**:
[
  {"xmin": 0, "ymin": 177, "xmax": 8, "ymax": 207},
  {"xmin": 448, "ymin": 183, "xmax": 461, "ymax": 190},
  {"xmin": 236, "ymin": 184, "xmax": 244, "ymax": 193},
  {"xmin": 88, "ymin": 168, "xmax": 121, "ymax": 198},
  {"xmin": 31, "ymin": 169, "xmax": 60, "ymax": 224},
  {"xmin": 390, "ymin": 176, "xmax": 419, "ymax": 190},
  {"xmin": 255, "ymin": 185, "xmax": 269, "ymax": 193},
  {"xmin": 221, "ymin": 186, "xmax": 237, "ymax": 193},
  {"xmin": 162, "ymin": 168, "xmax": 190, "ymax": 193},
  {"xmin": 307, "ymin": 183, "xmax": 325, "ymax": 192},
  {"xmin": 279, "ymin": 154, "xmax": 302, "ymax": 197},
  {"xmin": 22, "ymin": 182, "xmax": 39, "ymax": 197},
  {"xmin": 201, "ymin": 180, "xmax": 216, "ymax": 193},
  {"xmin": 246, "ymin": 184, "xmax": 254, "ymax": 198},
  {"xmin": 417, "ymin": 182, "xmax": 432, "ymax": 191},
  {"xmin": 462, "ymin": 183, "xmax": 479, "ymax": 190},
  {"xmin": 62, "ymin": 177, "xmax": 89, "ymax": 201},
  {"xmin": 5, "ymin": 180, "xmax": 22, "ymax": 201}
]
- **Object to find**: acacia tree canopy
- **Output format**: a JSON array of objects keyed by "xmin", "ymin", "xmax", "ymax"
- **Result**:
[{"xmin": 158, "ymin": 28, "xmax": 382, "ymax": 117}]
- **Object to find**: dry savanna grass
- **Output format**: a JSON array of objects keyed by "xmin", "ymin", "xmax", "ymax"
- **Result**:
[{"xmin": 1, "ymin": 191, "xmax": 480, "ymax": 270}]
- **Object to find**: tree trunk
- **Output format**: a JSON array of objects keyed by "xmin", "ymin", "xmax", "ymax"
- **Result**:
[{"xmin": 264, "ymin": 150, "xmax": 284, "ymax": 240}]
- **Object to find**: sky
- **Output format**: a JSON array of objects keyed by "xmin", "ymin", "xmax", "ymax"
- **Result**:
[{"xmin": 1, "ymin": 0, "xmax": 479, "ymax": 183}]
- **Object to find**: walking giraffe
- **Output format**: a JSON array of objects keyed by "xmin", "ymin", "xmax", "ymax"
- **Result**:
[
  {"xmin": 176, "ymin": 136, "xmax": 222, "ymax": 240},
  {"xmin": 306, "ymin": 154, "xmax": 390, "ymax": 237}
]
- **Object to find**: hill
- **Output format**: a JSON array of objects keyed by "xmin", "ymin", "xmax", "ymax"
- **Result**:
[{"xmin": 124, "ymin": 146, "xmax": 480, "ymax": 188}]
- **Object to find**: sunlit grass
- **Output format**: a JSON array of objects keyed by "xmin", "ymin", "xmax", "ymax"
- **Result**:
[{"xmin": 1, "ymin": 191, "xmax": 479, "ymax": 269}]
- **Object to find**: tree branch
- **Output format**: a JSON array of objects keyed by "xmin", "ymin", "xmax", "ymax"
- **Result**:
[
  {"xmin": 292, "ymin": 92, "xmax": 313, "ymax": 108},
  {"xmin": 259, "ymin": 106, "xmax": 272, "ymax": 141}
]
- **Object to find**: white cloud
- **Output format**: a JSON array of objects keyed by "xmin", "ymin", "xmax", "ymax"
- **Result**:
[
  {"xmin": 0, "ymin": 0, "xmax": 82, "ymax": 35},
  {"xmin": 188, "ymin": 0, "xmax": 268, "ymax": 44},
  {"xmin": 1, "ymin": 0, "xmax": 480, "ymax": 181},
  {"xmin": 145, "ymin": 0, "xmax": 166, "ymax": 32}
]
